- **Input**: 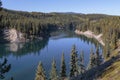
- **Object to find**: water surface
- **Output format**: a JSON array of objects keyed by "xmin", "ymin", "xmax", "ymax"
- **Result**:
[{"xmin": 0, "ymin": 31, "xmax": 102, "ymax": 80}]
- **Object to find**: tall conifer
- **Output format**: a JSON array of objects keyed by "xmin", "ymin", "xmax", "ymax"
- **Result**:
[
  {"xmin": 70, "ymin": 45, "xmax": 78, "ymax": 77},
  {"xmin": 35, "ymin": 62, "xmax": 46, "ymax": 80},
  {"xmin": 50, "ymin": 58, "xmax": 58, "ymax": 80},
  {"xmin": 60, "ymin": 53, "xmax": 66, "ymax": 79},
  {"xmin": 87, "ymin": 48, "xmax": 95, "ymax": 70},
  {"xmin": 78, "ymin": 50, "xmax": 85, "ymax": 74},
  {"xmin": 95, "ymin": 47, "xmax": 102, "ymax": 66}
]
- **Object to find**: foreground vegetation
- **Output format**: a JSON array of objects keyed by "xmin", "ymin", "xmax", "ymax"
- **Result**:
[
  {"xmin": 97, "ymin": 40, "xmax": 120, "ymax": 80},
  {"xmin": 0, "ymin": 7, "xmax": 120, "ymax": 58},
  {"xmin": 35, "ymin": 45, "xmax": 102, "ymax": 80},
  {"xmin": 0, "ymin": 1, "xmax": 11, "ymax": 80}
]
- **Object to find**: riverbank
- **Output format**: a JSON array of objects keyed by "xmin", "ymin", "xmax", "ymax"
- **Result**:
[
  {"xmin": 75, "ymin": 30, "xmax": 105, "ymax": 46},
  {"xmin": 0, "ymin": 28, "xmax": 47, "ymax": 43},
  {"xmin": 97, "ymin": 40, "xmax": 120, "ymax": 80}
]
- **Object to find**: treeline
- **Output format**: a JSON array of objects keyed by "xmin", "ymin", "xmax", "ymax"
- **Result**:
[
  {"xmin": 0, "ymin": 39, "xmax": 48, "ymax": 58},
  {"xmin": 0, "ymin": 2, "xmax": 120, "ymax": 58},
  {"xmin": 76, "ymin": 16, "xmax": 120, "ymax": 59},
  {"xmin": 0, "ymin": 7, "xmax": 110, "ymax": 40},
  {"xmin": 35, "ymin": 45, "xmax": 102, "ymax": 80},
  {"xmin": 0, "ymin": 8, "xmax": 84, "ymax": 39}
]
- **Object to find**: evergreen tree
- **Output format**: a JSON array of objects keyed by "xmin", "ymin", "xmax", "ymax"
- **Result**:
[
  {"xmin": 60, "ymin": 53, "xmax": 66, "ymax": 79},
  {"xmin": 0, "ymin": 0, "xmax": 2, "ymax": 10},
  {"xmin": 50, "ymin": 58, "xmax": 58, "ymax": 80},
  {"xmin": 95, "ymin": 47, "xmax": 102, "ymax": 66},
  {"xmin": 87, "ymin": 48, "xmax": 95, "ymax": 70},
  {"xmin": 0, "ymin": 58, "xmax": 11, "ymax": 79},
  {"xmin": 0, "ymin": 0, "xmax": 2, "ymax": 25},
  {"xmin": 35, "ymin": 62, "xmax": 46, "ymax": 80},
  {"xmin": 111, "ymin": 31, "xmax": 117, "ymax": 49},
  {"xmin": 78, "ymin": 50, "xmax": 85, "ymax": 75},
  {"xmin": 70, "ymin": 45, "xmax": 78, "ymax": 77},
  {"xmin": 106, "ymin": 41, "xmax": 110, "ymax": 58}
]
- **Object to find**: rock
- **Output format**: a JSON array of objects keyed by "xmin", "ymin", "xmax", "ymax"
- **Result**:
[{"xmin": 1, "ymin": 29, "xmax": 25, "ymax": 43}]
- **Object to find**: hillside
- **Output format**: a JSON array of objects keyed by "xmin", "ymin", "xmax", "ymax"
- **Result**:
[
  {"xmin": 97, "ymin": 40, "xmax": 120, "ymax": 80},
  {"xmin": 0, "ymin": 8, "xmax": 120, "ymax": 80},
  {"xmin": 0, "ymin": 8, "xmax": 111, "ymax": 42}
]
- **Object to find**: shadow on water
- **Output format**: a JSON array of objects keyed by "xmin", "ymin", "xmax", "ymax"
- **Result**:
[{"xmin": 0, "ymin": 39, "xmax": 49, "ymax": 58}]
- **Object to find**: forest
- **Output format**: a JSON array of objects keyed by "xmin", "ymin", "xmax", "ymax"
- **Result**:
[
  {"xmin": 35, "ymin": 45, "xmax": 102, "ymax": 80},
  {"xmin": 0, "ymin": 0, "xmax": 120, "ymax": 79},
  {"xmin": 0, "ymin": 8, "xmax": 120, "ymax": 58}
]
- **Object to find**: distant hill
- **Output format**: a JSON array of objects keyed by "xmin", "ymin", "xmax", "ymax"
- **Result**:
[{"xmin": 0, "ymin": 8, "xmax": 120, "ymax": 44}]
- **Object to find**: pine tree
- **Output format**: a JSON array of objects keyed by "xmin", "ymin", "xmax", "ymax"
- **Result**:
[
  {"xmin": 70, "ymin": 45, "xmax": 78, "ymax": 77},
  {"xmin": 111, "ymin": 31, "xmax": 117, "ymax": 49},
  {"xmin": 0, "ymin": 0, "xmax": 2, "ymax": 10},
  {"xmin": 106, "ymin": 41, "xmax": 110, "ymax": 58},
  {"xmin": 78, "ymin": 50, "xmax": 85, "ymax": 75},
  {"xmin": 87, "ymin": 48, "xmax": 95, "ymax": 70},
  {"xmin": 35, "ymin": 62, "xmax": 46, "ymax": 80},
  {"xmin": 60, "ymin": 53, "xmax": 66, "ymax": 79},
  {"xmin": 50, "ymin": 58, "xmax": 58, "ymax": 80},
  {"xmin": 95, "ymin": 47, "xmax": 102, "ymax": 66},
  {"xmin": 0, "ymin": 0, "xmax": 2, "ymax": 24}
]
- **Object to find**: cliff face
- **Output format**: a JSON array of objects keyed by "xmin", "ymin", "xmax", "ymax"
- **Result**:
[{"xmin": 0, "ymin": 29, "xmax": 25, "ymax": 43}]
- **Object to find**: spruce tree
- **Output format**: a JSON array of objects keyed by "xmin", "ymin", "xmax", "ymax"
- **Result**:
[
  {"xmin": 87, "ymin": 48, "xmax": 95, "ymax": 70},
  {"xmin": 35, "ymin": 62, "xmax": 46, "ymax": 80},
  {"xmin": 0, "ymin": 0, "xmax": 2, "ymax": 24},
  {"xmin": 106, "ymin": 41, "xmax": 110, "ymax": 58},
  {"xmin": 0, "ymin": 0, "xmax": 2, "ymax": 10},
  {"xmin": 78, "ymin": 50, "xmax": 85, "ymax": 75},
  {"xmin": 60, "ymin": 53, "xmax": 66, "ymax": 79},
  {"xmin": 95, "ymin": 47, "xmax": 102, "ymax": 66},
  {"xmin": 50, "ymin": 58, "xmax": 58, "ymax": 80},
  {"xmin": 111, "ymin": 31, "xmax": 117, "ymax": 49},
  {"xmin": 70, "ymin": 45, "xmax": 78, "ymax": 77}
]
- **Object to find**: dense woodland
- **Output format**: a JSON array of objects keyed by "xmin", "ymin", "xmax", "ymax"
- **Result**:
[
  {"xmin": 0, "ymin": 0, "xmax": 120, "ymax": 80},
  {"xmin": 0, "ymin": 8, "xmax": 112, "ymax": 39},
  {"xmin": 0, "ymin": 7, "xmax": 120, "ymax": 58},
  {"xmin": 35, "ymin": 45, "xmax": 102, "ymax": 80},
  {"xmin": 0, "ymin": 1, "xmax": 11, "ymax": 80},
  {"xmin": 0, "ymin": 8, "xmax": 82, "ymax": 39}
]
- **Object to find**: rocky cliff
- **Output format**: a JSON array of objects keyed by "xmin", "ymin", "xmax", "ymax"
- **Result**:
[{"xmin": 0, "ymin": 29, "xmax": 25, "ymax": 43}]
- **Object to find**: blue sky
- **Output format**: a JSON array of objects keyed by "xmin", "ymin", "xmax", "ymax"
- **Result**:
[{"xmin": 2, "ymin": 0, "xmax": 120, "ymax": 15}]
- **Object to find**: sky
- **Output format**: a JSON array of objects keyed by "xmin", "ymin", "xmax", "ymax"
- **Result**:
[{"xmin": 2, "ymin": 0, "xmax": 120, "ymax": 15}]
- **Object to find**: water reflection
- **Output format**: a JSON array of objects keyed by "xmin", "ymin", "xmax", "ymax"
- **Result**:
[
  {"xmin": 6, "ymin": 43, "xmax": 24, "ymax": 52},
  {"xmin": 0, "ymin": 39, "xmax": 49, "ymax": 58},
  {"xmin": 0, "ymin": 30, "xmax": 102, "ymax": 58},
  {"xmin": 51, "ymin": 30, "xmax": 102, "ymax": 48},
  {"xmin": 0, "ymin": 30, "xmax": 103, "ymax": 80}
]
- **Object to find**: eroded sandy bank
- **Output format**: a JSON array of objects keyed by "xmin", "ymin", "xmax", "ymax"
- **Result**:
[{"xmin": 75, "ymin": 30, "xmax": 105, "ymax": 46}]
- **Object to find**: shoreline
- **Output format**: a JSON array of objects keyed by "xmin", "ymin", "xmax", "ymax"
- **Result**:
[{"xmin": 75, "ymin": 30, "xmax": 105, "ymax": 46}]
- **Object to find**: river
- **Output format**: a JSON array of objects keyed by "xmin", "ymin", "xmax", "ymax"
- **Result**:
[{"xmin": 0, "ymin": 30, "xmax": 102, "ymax": 80}]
